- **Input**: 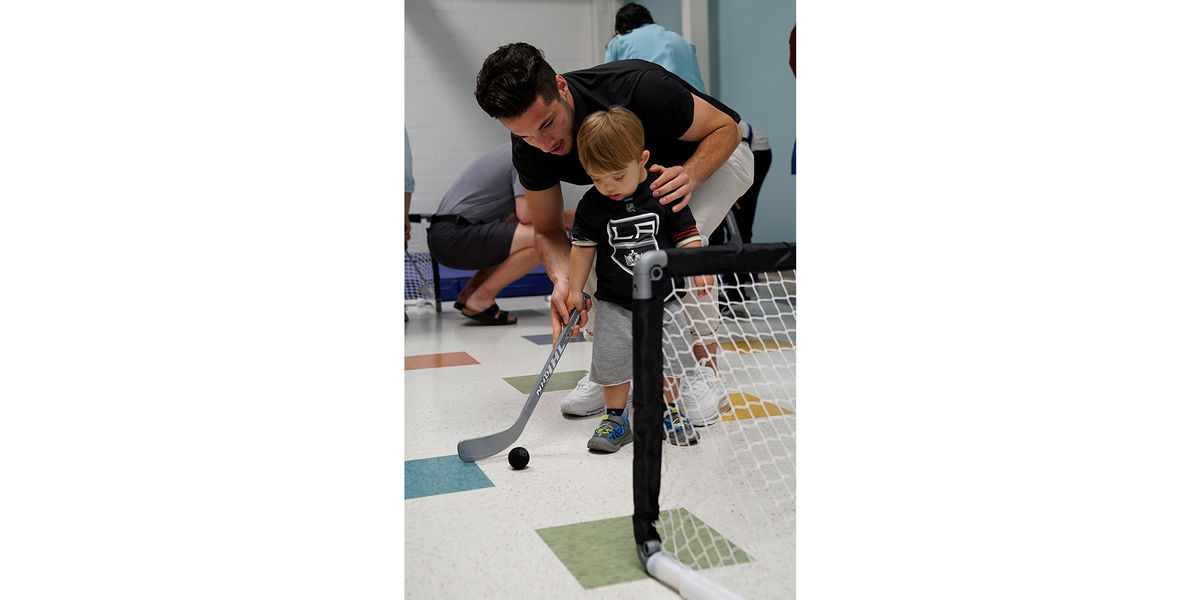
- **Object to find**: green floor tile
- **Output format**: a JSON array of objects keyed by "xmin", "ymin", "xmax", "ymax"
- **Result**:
[
  {"xmin": 503, "ymin": 369, "xmax": 587, "ymax": 395},
  {"xmin": 535, "ymin": 508, "xmax": 750, "ymax": 590},
  {"xmin": 536, "ymin": 514, "xmax": 647, "ymax": 589},
  {"xmin": 658, "ymin": 508, "xmax": 753, "ymax": 569}
]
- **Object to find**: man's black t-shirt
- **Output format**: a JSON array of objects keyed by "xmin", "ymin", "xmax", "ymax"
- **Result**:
[
  {"xmin": 513, "ymin": 60, "xmax": 741, "ymax": 192},
  {"xmin": 570, "ymin": 177, "xmax": 702, "ymax": 307}
]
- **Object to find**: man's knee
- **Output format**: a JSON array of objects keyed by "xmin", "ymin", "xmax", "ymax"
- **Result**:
[{"xmin": 691, "ymin": 143, "xmax": 754, "ymax": 237}]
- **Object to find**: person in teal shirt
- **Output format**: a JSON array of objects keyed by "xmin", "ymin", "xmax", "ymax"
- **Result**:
[{"xmin": 603, "ymin": 3, "xmax": 707, "ymax": 93}]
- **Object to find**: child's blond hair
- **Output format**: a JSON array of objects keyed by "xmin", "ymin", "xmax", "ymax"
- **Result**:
[{"xmin": 576, "ymin": 106, "xmax": 645, "ymax": 175}]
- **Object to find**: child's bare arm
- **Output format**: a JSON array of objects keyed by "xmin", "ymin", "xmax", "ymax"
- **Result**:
[{"xmin": 565, "ymin": 245, "xmax": 596, "ymax": 337}]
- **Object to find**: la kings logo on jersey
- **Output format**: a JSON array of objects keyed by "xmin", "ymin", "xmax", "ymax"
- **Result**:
[{"xmin": 606, "ymin": 213, "xmax": 660, "ymax": 275}]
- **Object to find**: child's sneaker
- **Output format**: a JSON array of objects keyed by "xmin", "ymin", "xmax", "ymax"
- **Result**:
[
  {"xmin": 663, "ymin": 406, "xmax": 699, "ymax": 446},
  {"xmin": 586, "ymin": 413, "xmax": 632, "ymax": 453}
]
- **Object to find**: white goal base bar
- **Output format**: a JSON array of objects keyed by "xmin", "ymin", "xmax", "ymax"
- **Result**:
[{"xmin": 647, "ymin": 550, "xmax": 745, "ymax": 600}]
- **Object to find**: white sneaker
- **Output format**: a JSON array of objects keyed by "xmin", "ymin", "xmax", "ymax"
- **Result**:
[
  {"xmin": 561, "ymin": 372, "xmax": 605, "ymax": 416},
  {"xmin": 678, "ymin": 365, "xmax": 731, "ymax": 426}
]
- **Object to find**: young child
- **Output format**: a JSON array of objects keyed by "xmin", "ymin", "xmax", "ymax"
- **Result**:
[{"xmin": 566, "ymin": 106, "xmax": 713, "ymax": 452}]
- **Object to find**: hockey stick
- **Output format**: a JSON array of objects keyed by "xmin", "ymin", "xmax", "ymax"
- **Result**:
[{"xmin": 457, "ymin": 294, "xmax": 587, "ymax": 462}]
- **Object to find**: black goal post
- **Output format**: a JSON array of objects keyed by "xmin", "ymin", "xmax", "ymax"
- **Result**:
[{"xmin": 630, "ymin": 241, "xmax": 796, "ymax": 592}]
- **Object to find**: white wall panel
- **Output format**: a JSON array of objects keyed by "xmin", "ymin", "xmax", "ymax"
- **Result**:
[{"xmin": 405, "ymin": 0, "xmax": 597, "ymax": 214}]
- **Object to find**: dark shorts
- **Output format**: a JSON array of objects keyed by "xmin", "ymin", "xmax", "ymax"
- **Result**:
[{"xmin": 427, "ymin": 218, "xmax": 518, "ymax": 270}]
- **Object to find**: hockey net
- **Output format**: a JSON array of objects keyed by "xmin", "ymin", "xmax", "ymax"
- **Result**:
[
  {"xmin": 631, "ymin": 242, "xmax": 796, "ymax": 600},
  {"xmin": 405, "ymin": 214, "xmax": 441, "ymax": 313}
]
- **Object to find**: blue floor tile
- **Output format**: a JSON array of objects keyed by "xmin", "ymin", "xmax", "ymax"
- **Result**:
[{"xmin": 405, "ymin": 455, "xmax": 494, "ymax": 500}]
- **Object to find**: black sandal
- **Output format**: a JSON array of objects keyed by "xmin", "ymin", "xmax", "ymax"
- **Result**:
[{"xmin": 460, "ymin": 303, "xmax": 516, "ymax": 326}]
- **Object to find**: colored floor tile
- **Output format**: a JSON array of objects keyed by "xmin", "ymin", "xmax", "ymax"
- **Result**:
[
  {"xmin": 657, "ymin": 508, "xmax": 753, "ymax": 569},
  {"xmin": 405, "ymin": 351, "xmax": 479, "ymax": 370},
  {"xmin": 536, "ymin": 508, "xmax": 750, "ymax": 589},
  {"xmin": 535, "ymin": 514, "xmax": 648, "ymax": 589},
  {"xmin": 520, "ymin": 332, "xmax": 588, "ymax": 346},
  {"xmin": 405, "ymin": 455, "xmax": 493, "ymax": 499},
  {"xmin": 503, "ymin": 369, "xmax": 587, "ymax": 394},
  {"xmin": 720, "ymin": 393, "xmax": 794, "ymax": 422}
]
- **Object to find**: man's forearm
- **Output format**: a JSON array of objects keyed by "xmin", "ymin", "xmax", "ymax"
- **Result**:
[
  {"xmin": 535, "ymin": 228, "xmax": 572, "ymax": 284},
  {"xmin": 683, "ymin": 121, "xmax": 741, "ymax": 189},
  {"xmin": 524, "ymin": 185, "xmax": 571, "ymax": 284}
]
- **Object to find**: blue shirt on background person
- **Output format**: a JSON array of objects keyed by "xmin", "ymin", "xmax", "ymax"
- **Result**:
[{"xmin": 604, "ymin": 23, "xmax": 707, "ymax": 93}]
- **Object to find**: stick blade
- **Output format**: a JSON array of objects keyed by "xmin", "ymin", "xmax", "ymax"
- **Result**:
[
  {"xmin": 454, "ymin": 301, "xmax": 585, "ymax": 463},
  {"xmin": 456, "ymin": 431, "xmax": 512, "ymax": 462}
]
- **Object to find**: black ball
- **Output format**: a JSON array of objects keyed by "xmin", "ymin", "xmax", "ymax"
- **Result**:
[{"xmin": 508, "ymin": 446, "xmax": 530, "ymax": 470}]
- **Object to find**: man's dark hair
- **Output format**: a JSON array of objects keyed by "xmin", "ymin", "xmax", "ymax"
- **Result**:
[
  {"xmin": 475, "ymin": 42, "xmax": 560, "ymax": 120},
  {"xmin": 614, "ymin": 3, "xmax": 654, "ymax": 35}
]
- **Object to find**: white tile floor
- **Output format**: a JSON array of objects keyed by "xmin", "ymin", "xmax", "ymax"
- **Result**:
[{"xmin": 404, "ymin": 291, "xmax": 796, "ymax": 599}]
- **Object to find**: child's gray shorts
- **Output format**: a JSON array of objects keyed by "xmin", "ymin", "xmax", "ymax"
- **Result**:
[{"xmin": 589, "ymin": 298, "xmax": 693, "ymax": 386}]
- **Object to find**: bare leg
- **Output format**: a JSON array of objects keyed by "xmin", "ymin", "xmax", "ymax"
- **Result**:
[
  {"xmin": 457, "ymin": 264, "xmax": 498, "ymax": 305},
  {"xmin": 693, "ymin": 342, "xmax": 719, "ymax": 373},
  {"xmin": 663, "ymin": 376, "xmax": 681, "ymax": 408},
  {"xmin": 462, "ymin": 247, "xmax": 539, "ymax": 313},
  {"xmin": 461, "ymin": 223, "xmax": 539, "ymax": 313},
  {"xmin": 604, "ymin": 381, "xmax": 630, "ymax": 412}
]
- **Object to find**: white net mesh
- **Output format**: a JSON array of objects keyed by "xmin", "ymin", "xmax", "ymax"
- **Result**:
[
  {"xmin": 405, "ymin": 217, "xmax": 439, "ymax": 310},
  {"xmin": 656, "ymin": 268, "xmax": 797, "ymax": 599}
]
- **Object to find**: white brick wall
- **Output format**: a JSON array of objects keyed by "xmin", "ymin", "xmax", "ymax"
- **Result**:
[{"xmin": 404, "ymin": 0, "xmax": 604, "ymax": 215}]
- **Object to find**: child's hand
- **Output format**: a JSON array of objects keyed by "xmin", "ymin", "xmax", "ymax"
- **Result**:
[
  {"xmin": 565, "ymin": 290, "xmax": 589, "ymax": 338},
  {"xmin": 693, "ymin": 274, "xmax": 714, "ymax": 297}
]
